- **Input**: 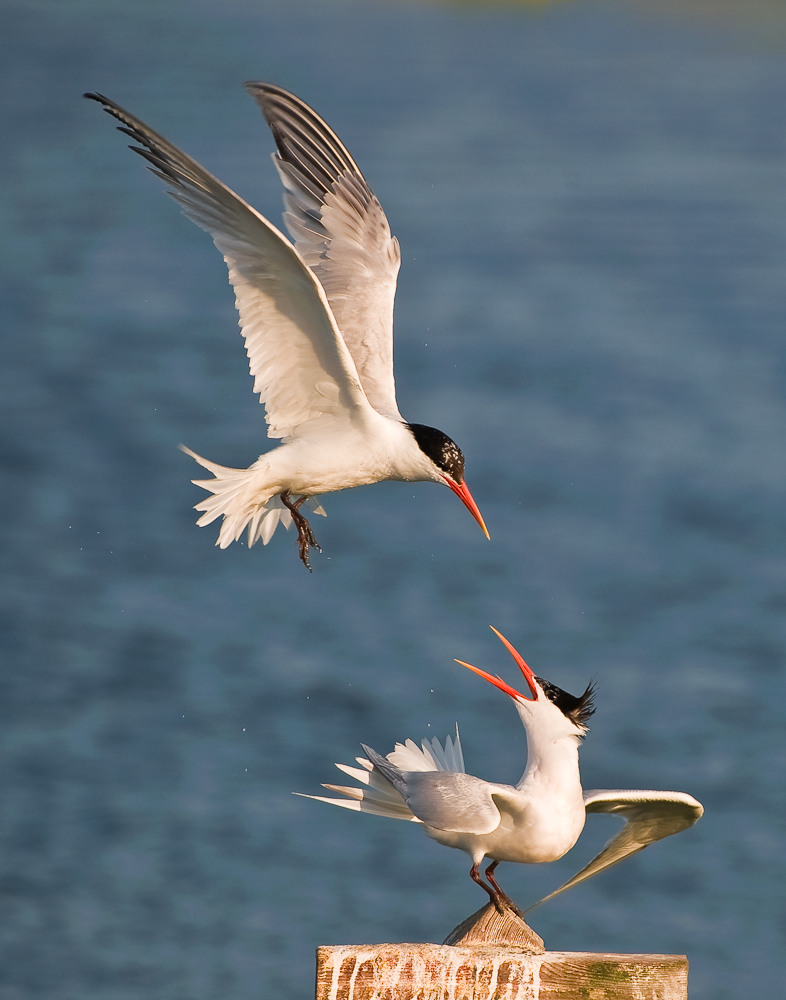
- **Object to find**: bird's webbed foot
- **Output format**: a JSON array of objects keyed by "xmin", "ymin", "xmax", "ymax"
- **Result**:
[
  {"xmin": 470, "ymin": 861, "xmax": 523, "ymax": 917},
  {"xmin": 280, "ymin": 491, "xmax": 322, "ymax": 571}
]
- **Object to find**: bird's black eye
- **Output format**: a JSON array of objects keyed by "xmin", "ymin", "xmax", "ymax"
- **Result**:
[
  {"xmin": 407, "ymin": 423, "xmax": 465, "ymax": 483},
  {"xmin": 536, "ymin": 677, "xmax": 596, "ymax": 730}
]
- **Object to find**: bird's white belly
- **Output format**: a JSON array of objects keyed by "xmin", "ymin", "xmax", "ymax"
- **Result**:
[
  {"xmin": 424, "ymin": 793, "xmax": 585, "ymax": 866},
  {"xmin": 253, "ymin": 436, "xmax": 383, "ymax": 496},
  {"xmin": 484, "ymin": 799, "xmax": 585, "ymax": 864},
  {"xmin": 254, "ymin": 418, "xmax": 435, "ymax": 498}
]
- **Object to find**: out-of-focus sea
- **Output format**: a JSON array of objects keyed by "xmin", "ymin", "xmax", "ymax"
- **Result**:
[{"xmin": 2, "ymin": 0, "xmax": 785, "ymax": 997}]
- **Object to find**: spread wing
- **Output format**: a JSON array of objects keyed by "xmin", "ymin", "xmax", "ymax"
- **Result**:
[
  {"xmin": 246, "ymin": 83, "xmax": 402, "ymax": 421},
  {"xmin": 525, "ymin": 789, "xmax": 704, "ymax": 912},
  {"xmin": 86, "ymin": 93, "xmax": 372, "ymax": 442}
]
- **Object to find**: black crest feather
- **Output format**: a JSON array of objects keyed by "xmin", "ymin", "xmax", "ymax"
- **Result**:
[{"xmin": 536, "ymin": 677, "xmax": 596, "ymax": 731}]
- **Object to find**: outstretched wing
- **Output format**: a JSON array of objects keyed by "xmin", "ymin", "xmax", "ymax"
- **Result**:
[
  {"xmin": 86, "ymin": 93, "xmax": 372, "ymax": 442},
  {"xmin": 525, "ymin": 789, "xmax": 704, "ymax": 912},
  {"xmin": 246, "ymin": 82, "xmax": 402, "ymax": 421}
]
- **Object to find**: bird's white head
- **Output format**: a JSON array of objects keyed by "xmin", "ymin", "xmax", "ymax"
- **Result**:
[
  {"xmin": 406, "ymin": 423, "xmax": 490, "ymax": 539},
  {"xmin": 456, "ymin": 627, "xmax": 596, "ymax": 743}
]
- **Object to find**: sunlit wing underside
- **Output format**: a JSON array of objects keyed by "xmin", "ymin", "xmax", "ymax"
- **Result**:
[
  {"xmin": 86, "ymin": 93, "xmax": 372, "ymax": 443},
  {"xmin": 525, "ymin": 788, "xmax": 704, "ymax": 911}
]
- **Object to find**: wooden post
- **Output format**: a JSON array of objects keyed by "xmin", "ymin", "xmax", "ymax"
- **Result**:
[
  {"xmin": 315, "ymin": 903, "xmax": 688, "ymax": 1000},
  {"xmin": 315, "ymin": 945, "xmax": 687, "ymax": 1000}
]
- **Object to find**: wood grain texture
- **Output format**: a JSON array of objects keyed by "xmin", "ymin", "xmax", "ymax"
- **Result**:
[
  {"xmin": 442, "ymin": 901, "xmax": 545, "ymax": 952},
  {"xmin": 315, "ymin": 945, "xmax": 688, "ymax": 1000}
]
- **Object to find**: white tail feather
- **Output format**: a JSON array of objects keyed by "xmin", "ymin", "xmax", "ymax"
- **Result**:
[{"xmin": 179, "ymin": 445, "xmax": 326, "ymax": 548}]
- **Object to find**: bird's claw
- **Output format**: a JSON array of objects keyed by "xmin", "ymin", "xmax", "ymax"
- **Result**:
[
  {"xmin": 280, "ymin": 492, "xmax": 322, "ymax": 572},
  {"xmin": 495, "ymin": 891, "xmax": 524, "ymax": 919},
  {"xmin": 484, "ymin": 862, "xmax": 524, "ymax": 918}
]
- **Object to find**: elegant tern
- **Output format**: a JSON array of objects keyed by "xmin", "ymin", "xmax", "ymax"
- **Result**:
[
  {"xmin": 300, "ymin": 628, "xmax": 703, "ymax": 914},
  {"xmin": 85, "ymin": 85, "xmax": 489, "ymax": 569}
]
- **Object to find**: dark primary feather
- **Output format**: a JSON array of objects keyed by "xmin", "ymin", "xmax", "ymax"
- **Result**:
[
  {"xmin": 84, "ymin": 92, "xmax": 209, "ymax": 194},
  {"xmin": 246, "ymin": 82, "xmax": 369, "ymax": 203}
]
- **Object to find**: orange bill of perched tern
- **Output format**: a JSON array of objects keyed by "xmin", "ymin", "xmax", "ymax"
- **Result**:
[
  {"xmin": 85, "ymin": 85, "xmax": 489, "ymax": 570},
  {"xmin": 298, "ymin": 628, "xmax": 703, "ymax": 915}
]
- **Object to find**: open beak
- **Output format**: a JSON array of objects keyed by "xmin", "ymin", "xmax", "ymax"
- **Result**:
[
  {"xmin": 443, "ymin": 477, "xmax": 490, "ymax": 539},
  {"xmin": 489, "ymin": 627, "xmax": 539, "ymax": 700},
  {"xmin": 454, "ymin": 628, "xmax": 539, "ymax": 702},
  {"xmin": 455, "ymin": 657, "xmax": 530, "ymax": 702}
]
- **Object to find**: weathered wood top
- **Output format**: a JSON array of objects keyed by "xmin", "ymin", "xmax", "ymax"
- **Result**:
[
  {"xmin": 442, "ymin": 901, "xmax": 545, "ymax": 952},
  {"xmin": 316, "ymin": 943, "xmax": 688, "ymax": 1000}
]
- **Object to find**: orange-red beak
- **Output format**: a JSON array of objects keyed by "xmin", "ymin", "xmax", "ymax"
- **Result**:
[
  {"xmin": 443, "ymin": 477, "xmax": 490, "ymax": 539},
  {"xmin": 455, "ymin": 627, "xmax": 539, "ymax": 702},
  {"xmin": 455, "ymin": 658, "xmax": 529, "ymax": 701},
  {"xmin": 489, "ymin": 627, "xmax": 538, "ymax": 700}
]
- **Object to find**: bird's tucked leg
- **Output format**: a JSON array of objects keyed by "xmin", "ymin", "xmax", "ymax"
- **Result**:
[
  {"xmin": 470, "ymin": 861, "xmax": 505, "ymax": 915},
  {"xmin": 280, "ymin": 491, "xmax": 321, "ymax": 571},
  {"xmin": 484, "ymin": 860, "xmax": 524, "ymax": 918}
]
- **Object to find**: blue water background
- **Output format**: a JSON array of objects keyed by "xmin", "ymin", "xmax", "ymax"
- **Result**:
[{"xmin": 2, "ymin": 0, "xmax": 785, "ymax": 996}]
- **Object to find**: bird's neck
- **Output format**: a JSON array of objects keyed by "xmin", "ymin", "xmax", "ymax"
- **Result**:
[{"xmin": 517, "ymin": 734, "xmax": 582, "ymax": 796}]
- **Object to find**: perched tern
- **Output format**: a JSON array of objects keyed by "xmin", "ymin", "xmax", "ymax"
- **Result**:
[
  {"xmin": 300, "ymin": 628, "xmax": 703, "ymax": 914},
  {"xmin": 85, "ymin": 85, "xmax": 489, "ymax": 569}
]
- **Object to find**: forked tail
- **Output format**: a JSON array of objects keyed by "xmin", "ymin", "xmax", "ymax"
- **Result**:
[{"xmin": 180, "ymin": 445, "xmax": 326, "ymax": 549}]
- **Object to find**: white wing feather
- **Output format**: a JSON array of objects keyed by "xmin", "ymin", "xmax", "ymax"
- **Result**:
[
  {"xmin": 246, "ymin": 83, "xmax": 402, "ymax": 420},
  {"xmin": 525, "ymin": 789, "xmax": 704, "ymax": 911},
  {"xmin": 402, "ymin": 771, "xmax": 505, "ymax": 836},
  {"xmin": 88, "ymin": 94, "xmax": 373, "ymax": 443},
  {"xmin": 387, "ymin": 726, "xmax": 465, "ymax": 773},
  {"xmin": 296, "ymin": 730, "xmax": 465, "ymax": 823}
]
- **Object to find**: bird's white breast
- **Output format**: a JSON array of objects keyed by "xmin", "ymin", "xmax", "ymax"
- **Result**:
[
  {"xmin": 254, "ymin": 413, "xmax": 442, "ymax": 498},
  {"xmin": 422, "ymin": 780, "xmax": 586, "ymax": 866}
]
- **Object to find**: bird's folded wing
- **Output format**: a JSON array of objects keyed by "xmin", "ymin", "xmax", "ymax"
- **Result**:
[
  {"xmin": 525, "ymin": 789, "xmax": 704, "ymax": 911},
  {"xmin": 403, "ymin": 772, "xmax": 504, "ymax": 835},
  {"xmin": 86, "ymin": 93, "xmax": 371, "ymax": 442},
  {"xmin": 246, "ymin": 83, "xmax": 402, "ymax": 421}
]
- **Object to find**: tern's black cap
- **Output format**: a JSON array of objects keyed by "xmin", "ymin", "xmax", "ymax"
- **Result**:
[{"xmin": 407, "ymin": 423, "xmax": 465, "ymax": 483}]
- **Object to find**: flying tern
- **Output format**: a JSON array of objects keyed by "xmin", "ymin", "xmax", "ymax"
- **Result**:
[
  {"xmin": 85, "ymin": 85, "xmax": 489, "ymax": 570},
  {"xmin": 300, "ymin": 628, "xmax": 703, "ymax": 914}
]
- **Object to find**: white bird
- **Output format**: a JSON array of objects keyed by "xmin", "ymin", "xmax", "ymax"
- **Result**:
[
  {"xmin": 86, "ymin": 85, "xmax": 489, "ymax": 570},
  {"xmin": 300, "ymin": 628, "xmax": 703, "ymax": 914}
]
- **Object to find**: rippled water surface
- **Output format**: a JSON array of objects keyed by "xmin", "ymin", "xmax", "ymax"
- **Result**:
[{"xmin": 2, "ymin": 1, "xmax": 785, "ymax": 997}]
